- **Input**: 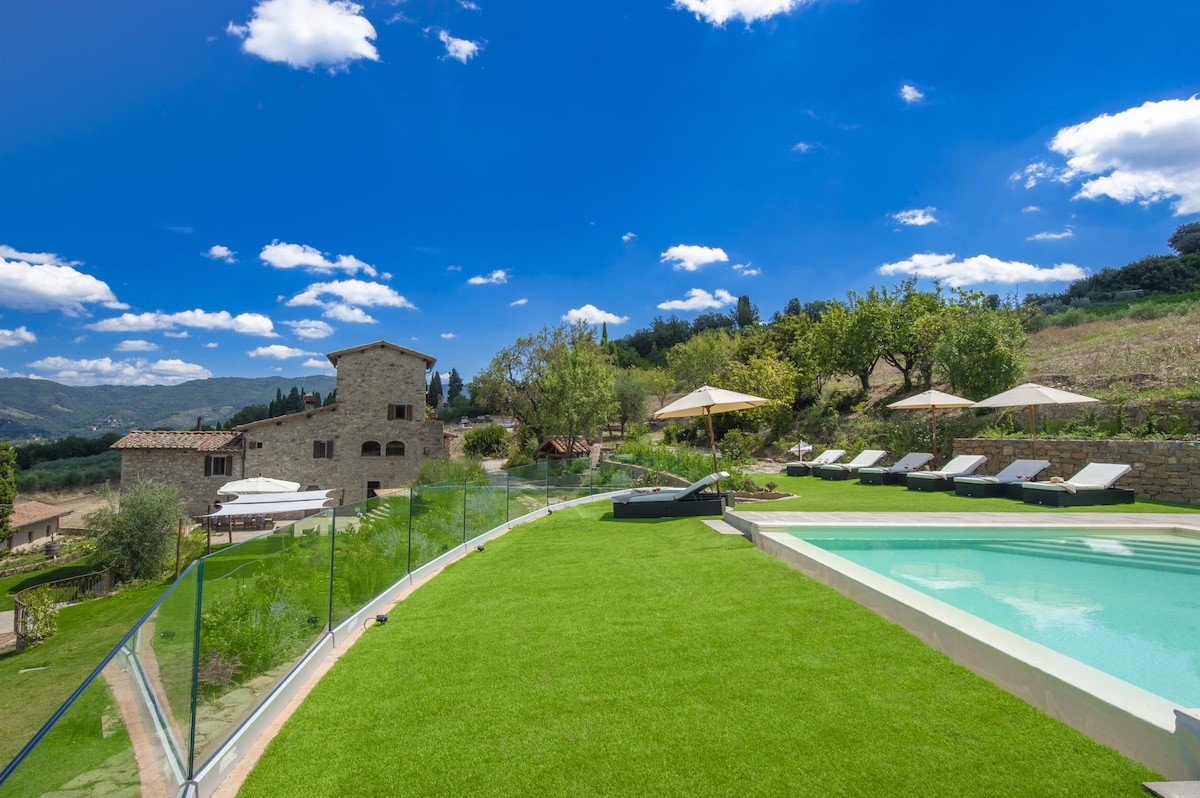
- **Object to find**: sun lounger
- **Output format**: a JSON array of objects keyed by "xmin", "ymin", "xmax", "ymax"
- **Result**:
[
  {"xmin": 612, "ymin": 471, "xmax": 733, "ymax": 518},
  {"xmin": 954, "ymin": 459, "xmax": 1051, "ymax": 499},
  {"xmin": 858, "ymin": 452, "xmax": 933, "ymax": 485},
  {"xmin": 786, "ymin": 449, "xmax": 846, "ymax": 477},
  {"xmin": 814, "ymin": 449, "xmax": 887, "ymax": 480},
  {"xmin": 1021, "ymin": 463, "xmax": 1134, "ymax": 507},
  {"xmin": 905, "ymin": 455, "xmax": 988, "ymax": 491}
]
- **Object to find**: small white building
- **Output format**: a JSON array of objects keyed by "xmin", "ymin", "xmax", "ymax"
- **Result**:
[{"xmin": 7, "ymin": 501, "xmax": 72, "ymax": 553}]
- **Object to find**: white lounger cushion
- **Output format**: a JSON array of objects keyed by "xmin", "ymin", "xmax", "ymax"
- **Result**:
[
  {"xmin": 956, "ymin": 459, "xmax": 1050, "ymax": 485},
  {"xmin": 820, "ymin": 450, "xmax": 887, "ymax": 472},
  {"xmin": 1024, "ymin": 463, "xmax": 1131, "ymax": 493},
  {"xmin": 861, "ymin": 452, "xmax": 933, "ymax": 474},
  {"xmin": 907, "ymin": 455, "xmax": 987, "ymax": 480}
]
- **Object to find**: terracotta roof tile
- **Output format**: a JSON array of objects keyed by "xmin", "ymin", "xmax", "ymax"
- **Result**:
[
  {"xmin": 111, "ymin": 430, "xmax": 243, "ymax": 452},
  {"xmin": 10, "ymin": 501, "xmax": 71, "ymax": 527}
]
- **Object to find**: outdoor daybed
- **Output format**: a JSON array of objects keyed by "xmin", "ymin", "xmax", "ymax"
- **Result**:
[
  {"xmin": 612, "ymin": 471, "xmax": 733, "ymax": 519},
  {"xmin": 858, "ymin": 452, "xmax": 933, "ymax": 485},
  {"xmin": 786, "ymin": 449, "xmax": 845, "ymax": 477},
  {"xmin": 905, "ymin": 455, "xmax": 988, "ymax": 492},
  {"xmin": 1021, "ymin": 463, "xmax": 1135, "ymax": 507},
  {"xmin": 813, "ymin": 449, "xmax": 887, "ymax": 480},
  {"xmin": 953, "ymin": 459, "xmax": 1051, "ymax": 499}
]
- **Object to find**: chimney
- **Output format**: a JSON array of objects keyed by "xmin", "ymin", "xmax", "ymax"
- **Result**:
[{"xmin": 303, "ymin": 392, "xmax": 318, "ymax": 409}]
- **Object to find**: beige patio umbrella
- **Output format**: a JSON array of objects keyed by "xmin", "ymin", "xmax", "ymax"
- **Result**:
[
  {"xmin": 973, "ymin": 382, "xmax": 1098, "ymax": 458},
  {"xmin": 654, "ymin": 385, "xmax": 769, "ymax": 486},
  {"xmin": 887, "ymin": 389, "xmax": 975, "ymax": 469}
]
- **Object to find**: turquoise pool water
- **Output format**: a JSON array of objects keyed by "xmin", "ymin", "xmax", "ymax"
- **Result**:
[{"xmin": 790, "ymin": 525, "xmax": 1200, "ymax": 707}]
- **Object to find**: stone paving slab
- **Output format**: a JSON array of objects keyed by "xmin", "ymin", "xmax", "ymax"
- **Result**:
[{"xmin": 1145, "ymin": 783, "xmax": 1200, "ymax": 798}]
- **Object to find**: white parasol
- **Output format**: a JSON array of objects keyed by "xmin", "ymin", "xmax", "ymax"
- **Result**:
[
  {"xmin": 973, "ymin": 383, "xmax": 1098, "ymax": 458},
  {"xmin": 217, "ymin": 476, "xmax": 302, "ymax": 496},
  {"xmin": 887, "ymin": 389, "xmax": 975, "ymax": 469},
  {"xmin": 654, "ymin": 385, "xmax": 769, "ymax": 484}
]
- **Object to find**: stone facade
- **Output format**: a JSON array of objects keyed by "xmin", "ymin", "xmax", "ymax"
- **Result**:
[
  {"xmin": 113, "ymin": 341, "xmax": 446, "ymax": 516},
  {"xmin": 7, "ymin": 501, "xmax": 71, "ymax": 553},
  {"xmin": 953, "ymin": 437, "xmax": 1200, "ymax": 505},
  {"xmin": 238, "ymin": 341, "xmax": 444, "ymax": 505},
  {"xmin": 113, "ymin": 431, "xmax": 246, "ymax": 517}
]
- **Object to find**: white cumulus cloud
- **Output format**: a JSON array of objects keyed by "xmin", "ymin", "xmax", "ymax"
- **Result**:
[
  {"xmin": 622, "ymin": 232, "xmax": 637, "ymax": 242},
  {"xmin": 892, "ymin": 207, "xmax": 938, "ymax": 226},
  {"xmin": 732, "ymin": 263, "xmax": 759, "ymax": 276},
  {"xmin": 510, "ymin": 298, "xmax": 527, "ymax": 306},
  {"xmin": 435, "ymin": 30, "xmax": 480, "ymax": 62},
  {"xmin": 204, "ymin": 245, "xmax": 237, "ymax": 263},
  {"xmin": 284, "ymin": 319, "xmax": 335, "ymax": 339},
  {"xmin": 26, "ymin": 356, "xmax": 212, "ymax": 386},
  {"xmin": 287, "ymin": 279, "xmax": 416, "ymax": 310},
  {"xmin": 1028, "ymin": 228, "xmax": 1074, "ymax": 241},
  {"xmin": 562, "ymin": 304, "xmax": 629, "ymax": 325},
  {"xmin": 440, "ymin": 332, "xmax": 456, "ymax": 339},
  {"xmin": 88, "ymin": 309, "xmax": 278, "ymax": 336},
  {"xmin": 878, "ymin": 253, "xmax": 1087, "ymax": 288},
  {"xmin": 660, "ymin": 245, "xmax": 729, "ymax": 272},
  {"xmin": 1046, "ymin": 96, "xmax": 1200, "ymax": 215},
  {"xmin": 673, "ymin": 0, "xmax": 812, "ymax": 26},
  {"xmin": 259, "ymin": 240, "xmax": 377, "ymax": 277},
  {"xmin": 900, "ymin": 84, "xmax": 925, "ymax": 104},
  {"xmin": 227, "ymin": 0, "xmax": 379, "ymax": 72},
  {"xmin": 467, "ymin": 269, "xmax": 508, "ymax": 285},
  {"xmin": 325, "ymin": 304, "xmax": 377, "ymax": 323},
  {"xmin": 115, "ymin": 339, "xmax": 159, "ymax": 352},
  {"xmin": 302, "ymin": 357, "xmax": 336, "ymax": 371},
  {"xmin": 1012, "ymin": 161, "xmax": 1060, "ymax": 189},
  {"xmin": 0, "ymin": 246, "xmax": 127, "ymax": 314},
  {"xmin": 249, "ymin": 344, "xmax": 315, "ymax": 359},
  {"xmin": 1023, "ymin": 205, "xmax": 1041, "ymax": 213},
  {"xmin": 0, "ymin": 326, "xmax": 36, "ymax": 349},
  {"xmin": 657, "ymin": 288, "xmax": 737, "ymax": 311}
]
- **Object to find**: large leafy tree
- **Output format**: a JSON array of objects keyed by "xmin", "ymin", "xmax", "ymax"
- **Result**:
[
  {"xmin": 720, "ymin": 355, "xmax": 799, "ymax": 436},
  {"xmin": 665, "ymin": 329, "xmax": 738, "ymax": 391},
  {"xmin": 612, "ymin": 370, "xmax": 649, "ymax": 435},
  {"xmin": 1168, "ymin": 222, "xmax": 1200, "ymax": 256},
  {"xmin": 0, "ymin": 443, "xmax": 15, "ymax": 542},
  {"xmin": 470, "ymin": 322, "xmax": 595, "ymax": 440},
  {"xmin": 733, "ymin": 294, "xmax": 760, "ymax": 329},
  {"xmin": 631, "ymin": 366, "xmax": 675, "ymax": 410},
  {"xmin": 880, "ymin": 280, "xmax": 944, "ymax": 392},
  {"xmin": 86, "ymin": 480, "xmax": 188, "ymax": 583},
  {"xmin": 539, "ymin": 344, "xmax": 616, "ymax": 443},
  {"xmin": 934, "ymin": 293, "xmax": 1026, "ymax": 398}
]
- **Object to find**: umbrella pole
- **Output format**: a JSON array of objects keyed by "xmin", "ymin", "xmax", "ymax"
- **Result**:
[
  {"xmin": 706, "ymin": 409, "xmax": 720, "ymax": 490},
  {"xmin": 1028, "ymin": 404, "xmax": 1036, "ymax": 459},
  {"xmin": 931, "ymin": 406, "xmax": 938, "ymax": 469}
]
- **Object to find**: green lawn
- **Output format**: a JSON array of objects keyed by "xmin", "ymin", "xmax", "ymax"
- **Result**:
[
  {"xmin": 0, "ymin": 562, "xmax": 100, "ymax": 613},
  {"xmin": 240, "ymin": 501, "xmax": 1162, "ymax": 797},
  {"xmin": 0, "ymin": 582, "xmax": 163, "ymax": 767}
]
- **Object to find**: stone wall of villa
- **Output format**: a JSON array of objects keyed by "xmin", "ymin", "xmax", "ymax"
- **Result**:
[
  {"xmin": 952, "ymin": 437, "xmax": 1200, "ymax": 505},
  {"xmin": 120, "ymin": 450, "xmax": 246, "ymax": 517}
]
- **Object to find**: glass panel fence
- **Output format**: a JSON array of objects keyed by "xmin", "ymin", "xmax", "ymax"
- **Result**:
[
  {"xmin": 330, "ymin": 497, "xmax": 413, "ymax": 627},
  {"xmin": 506, "ymin": 461, "xmax": 548, "ymax": 520},
  {"xmin": 189, "ymin": 515, "xmax": 334, "ymax": 771},
  {"xmin": 409, "ymin": 482, "xmax": 466, "ymax": 572},
  {"xmin": 464, "ymin": 476, "xmax": 507, "ymax": 545}
]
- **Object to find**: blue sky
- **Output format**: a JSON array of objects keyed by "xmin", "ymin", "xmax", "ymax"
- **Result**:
[{"xmin": 2, "ymin": 0, "xmax": 1199, "ymax": 387}]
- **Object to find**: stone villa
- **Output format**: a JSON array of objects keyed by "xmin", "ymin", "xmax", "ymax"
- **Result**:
[{"xmin": 113, "ymin": 341, "xmax": 446, "ymax": 516}]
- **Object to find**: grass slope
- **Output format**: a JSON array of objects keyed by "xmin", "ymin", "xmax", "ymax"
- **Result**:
[{"xmin": 240, "ymin": 503, "xmax": 1158, "ymax": 797}]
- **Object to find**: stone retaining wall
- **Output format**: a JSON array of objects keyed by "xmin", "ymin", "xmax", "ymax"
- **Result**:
[{"xmin": 952, "ymin": 437, "xmax": 1200, "ymax": 505}]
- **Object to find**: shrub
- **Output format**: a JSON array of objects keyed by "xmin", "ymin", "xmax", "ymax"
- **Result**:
[
  {"xmin": 717, "ymin": 429, "xmax": 755, "ymax": 465},
  {"xmin": 463, "ymin": 424, "xmax": 509, "ymax": 458},
  {"xmin": 1052, "ymin": 308, "xmax": 1089, "ymax": 328},
  {"xmin": 414, "ymin": 458, "xmax": 488, "ymax": 486},
  {"xmin": 85, "ymin": 480, "xmax": 187, "ymax": 584},
  {"xmin": 1128, "ymin": 302, "xmax": 1169, "ymax": 321},
  {"xmin": 19, "ymin": 585, "xmax": 58, "ymax": 647}
]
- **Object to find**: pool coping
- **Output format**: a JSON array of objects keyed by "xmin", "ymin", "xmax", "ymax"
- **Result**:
[{"xmin": 725, "ymin": 510, "xmax": 1200, "ymax": 780}]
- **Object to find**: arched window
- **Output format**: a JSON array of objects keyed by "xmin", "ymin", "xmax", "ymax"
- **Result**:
[
  {"xmin": 386, "ymin": 441, "xmax": 406, "ymax": 457},
  {"xmin": 361, "ymin": 440, "xmax": 381, "ymax": 457}
]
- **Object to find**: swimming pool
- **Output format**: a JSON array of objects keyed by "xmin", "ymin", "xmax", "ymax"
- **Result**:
[
  {"xmin": 791, "ymin": 526, "xmax": 1200, "ymax": 706},
  {"xmin": 724, "ymin": 510, "xmax": 1200, "ymax": 779}
]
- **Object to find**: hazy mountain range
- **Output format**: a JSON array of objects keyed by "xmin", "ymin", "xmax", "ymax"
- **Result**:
[{"xmin": 0, "ymin": 376, "xmax": 338, "ymax": 442}]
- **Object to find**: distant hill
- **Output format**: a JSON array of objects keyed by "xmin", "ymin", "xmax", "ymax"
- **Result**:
[{"xmin": 0, "ymin": 375, "xmax": 337, "ymax": 442}]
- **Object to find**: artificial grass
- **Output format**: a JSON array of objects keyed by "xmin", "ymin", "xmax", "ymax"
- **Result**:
[
  {"xmin": 748, "ymin": 473, "xmax": 1200, "ymax": 514},
  {"xmin": 240, "ymin": 503, "xmax": 1159, "ymax": 797},
  {"xmin": 0, "ymin": 562, "xmax": 99, "ymax": 613}
]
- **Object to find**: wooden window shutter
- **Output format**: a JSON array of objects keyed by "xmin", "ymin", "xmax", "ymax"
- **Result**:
[
  {"xmin": 326, "ymin": 440, "xmax": 334, "ymax": 459},
  {"xmin": 204, "ymin": 455, "xmax": 212, "ymax": 476},
  {"xmin": 387, "ymin": 404, "xmax": 396, "ymax": 420},
  {"xmin": 313, "ymin": 440, "xmax": 323, "ymax": 458},
  {"xmin": 225, "ymin": 456, "xmax": 233, "ymax": 475}
]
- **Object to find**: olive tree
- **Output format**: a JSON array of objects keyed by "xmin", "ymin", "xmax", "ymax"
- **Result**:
[
  {"xmin": 934, "ymin": 294, "xmax": 1027, "ymax": 398},
  {"xmin": 86, "ymin": 480, "xmax": 188, "ymax": 583}
]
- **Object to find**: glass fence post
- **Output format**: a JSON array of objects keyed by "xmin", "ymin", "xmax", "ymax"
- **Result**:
[
  {"xmin": 462, "ymin": 476, "xmax": 468, "ymax": 546},
  {"xmin": 506, "ymin": 467, "xmax": 511, "ymax": 522},
  {"xmin": 407, "ymin": 486, "xmax": 414, "ymax": 576},
  {"xmin": 187, "ymin": 556, "xmax": 205, "ymax": 779},
  {"xmin": 328, "ymin": 508, "xmax": 337, "ymax": 633}
]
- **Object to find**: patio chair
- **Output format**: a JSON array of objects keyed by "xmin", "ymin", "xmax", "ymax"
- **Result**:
[
  {"xmin": 858, "ymin": 452, "xmax": 933, "ymax": 485},
  {"xmin": 905, "ymin": 455, "xmax": 988, "ymax": 492},
  {"xmin": 1021, "ymin": 463, "xmax": 1134, "ymax": 507},
  {"xmin": 814, "ymin": 450, "xmax": 887, "ymax": 481},
  {"xmin": 953, "ymin": 459, "xmax": 1051, "ymax": 499},
  {"xmin": 612, "ymin": 471, "xmax": 733, "ymax": 519},
  {"xmin": 785, "ymin": 449, "xmax": 846, "ymax": 477}
]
